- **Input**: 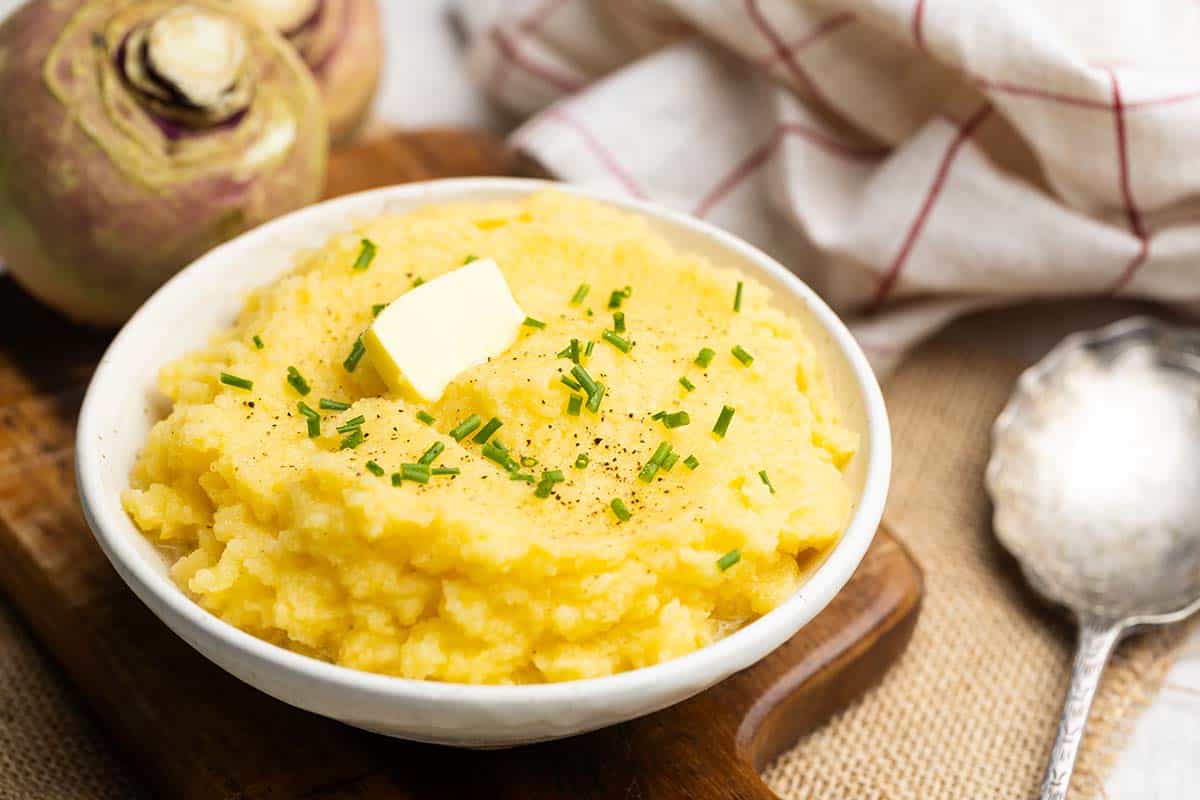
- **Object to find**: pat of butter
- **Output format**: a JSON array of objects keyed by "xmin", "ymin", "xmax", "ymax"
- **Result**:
[{"xmin": 363, "ymin": 258, "xmax": 525, "ymax": 402}]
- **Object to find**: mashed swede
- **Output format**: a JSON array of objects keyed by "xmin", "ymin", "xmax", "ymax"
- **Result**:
[{"xmin": 123, "ymin": 192, "xmax": 857, "ymax": 684}]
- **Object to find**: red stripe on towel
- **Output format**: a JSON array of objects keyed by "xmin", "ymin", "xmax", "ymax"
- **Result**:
[{"xmin": 871, "ymin": 105, "xmax": 993, "ymax": 309}]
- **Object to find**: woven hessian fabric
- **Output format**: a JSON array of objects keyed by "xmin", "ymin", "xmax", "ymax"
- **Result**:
[
  {"xmin": 763, "ymin": 300, "xmax": 1193, "ymax": 799},
  {"xmin": 0, "ymin": 602, "xmax": 145, "ymax": 799}
]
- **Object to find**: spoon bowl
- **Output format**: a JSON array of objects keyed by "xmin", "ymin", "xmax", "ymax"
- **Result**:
[{"xmin": 987, "ymin": 316, "xmax": 1200, "ymax": 799}]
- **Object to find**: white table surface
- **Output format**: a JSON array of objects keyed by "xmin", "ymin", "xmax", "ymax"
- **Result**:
[{"xmin": 1, "ymin": 0, "xmax": 1197, "ymax": 796}]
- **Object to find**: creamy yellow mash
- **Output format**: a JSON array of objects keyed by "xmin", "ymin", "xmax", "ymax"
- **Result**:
[{"xmin": 123, "ymin": 192, "xmax": 858, "ymax": 684}]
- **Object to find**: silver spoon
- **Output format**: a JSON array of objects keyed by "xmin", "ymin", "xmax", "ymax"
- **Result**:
[{"xmin": 986, "ymin": 316, "xmax": 1200, "ymax": 800}]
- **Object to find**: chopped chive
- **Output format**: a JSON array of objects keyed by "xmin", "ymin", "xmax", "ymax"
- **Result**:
[
  {"xmin": 585, "ymin": 382, "xmax": 605, "ymax": 413},
  {"xmin": 639, "ymin": 442, "xmax": 672, "ymax": 483},
  {"xmin": 252, "ymin": 335, "xmax": 264, "ymax": 350},
  {"xmin": 463, "ymin": 254, "xmax": 478, "ymax": 264},
  {"xmin": 662, "ymin": 452, "xmax": 680, "ymax": 471},
  {"xmin": 575, "ymin": 453, "xmax": 589, "ymax": 469},
  {"xmin": 717, "ymin": 549, "xmax": 741, "ymax": 571},
  {"xmin": 418, "ymin": 441, "xmax": 445, "ymax": 465},
  {"xmin": 482, "ymin": 440, "xmax": 517, "ymax": 471},
  {"xmin": 759, "ymin": 469, "xmax": 776, "ymax": 494},
  {"xmin": 432, "ymin": 466, "xmax": 460, "ymax": 476},
  {"xmin": 352, "ymin": 238, "xmax": 377, "ymax": 271},
  {"xmin": 449, "ymin": 414, "xmax": 482, "ymax": 441},
  {"xmin": 608, "ymin": 286, "xmax": 632, "ymax": 309},
  {"xmin": 713, "ymin": 405, "xmax": 735, "ymax": 438},
  {"xmin": 520, "ymin": 455, "xmax": 539, "ymax": 468},
  {"xmin": 523, "ymin": 316, "xmax": 547, "ymax": 329},
  {"xmin": 557, "ymin": 338, "xmax": 581, "ymax": 364},
  {"xmin": 570, "ymin": 365, "xmax": 599, "ymax": 397},
  {"xmin": 412, "ymin": 276, "xmax": 425, "ymax": 288},
  {"xmin": 585, "ymin": 340, "xmax": 595, "ymax": 357},
  {"xmin": 651, "ymin": 411, "xmax": 667, "ymax": 421},
  {"xmin": 611, "ymin": 498, "xmax": 632, "ymax": 522},
  {"xmin": 472, "ymin": 417, "xmax": 503, "ymax": 444},
  {"xmin": 560, "ymin": 374, "xmax": 582, "ymax": 391},
  {"xmin": 219, "ymin": 372, "xmax": 253, "ymax": 391},
  {"xmin": 320, "ymin": 398, "xmax": 351, "ymax": 411},
  {"xmin": 650, "ymin": 442, "xmax": 673, "ymax": 466},
  {"xmin": 372, "ymin": 303, "xmax": 387, "ymax": 317},
  {"xmin": 570, "ymin": 283, "xmax": 590, "ymax": 304},
  {"xmin": 684, "ymin": 454, "xmax": 700, "ymax": 470},
  {"xmin": 567, "ymin": 394, "xmax": 583, "ymax": 416},
  {"xmin": 613, "ymin": 311, "xmax": 626, "ymax": 333},
  {"xmin": 298, "ymin": 403, "xmax": 320, "ymax": 437},
  {"xmin": 732, "ymin": 345, "xmax": 754, "ymax": 367},
  {"xmin": 491, "ymin": 437, "xmax": 508, "ymax": 452},
  {"xmin": 391, "ymin": 472, "xmax": 403, "ymax": 486},
  {"xmin": 286, "ymin": 366, "xmax": 311, "ymax": 396},
  {"xmin": 366, "ymin": 460, "xmax": 385, "ymax": 477},
  {"xmin": 416, "ymin": 410, "xmax": 435, "ymax": 425},
  {"xmin": 695, "ymin": 348, "xmax": 715, "ymax": 368},
  {"xmin": 401, "ymin": 463, "xmax": 431, "ymax": 484},
  {"xmin": 534, "ymin": 469, "xmax": 566, "ymax": 498},
  {"xmin": 336, "ymin": 415, "xmax": 366, "ymax": 434},
  {"xmin": 339, "ymin": 428, "xmax": 364, "ymax": 450},
  {"xmin": 679, "ymin": 376, "xmax": 695, "ymax": 392},
  {"xmin": 733, "ymin": 281, "xmax": 744, "ymax": 312},
  {"xmin": 661, "ymin": 411, "xmax": 690, "ymax": 429},
  {"xmin": 343, "ymin": 336, "xmax": 366, "ymax": 372},
  {"xmin": 510, "ymin": 472, "xmax": 535, "ymax": 483},
  {"xmin": 601, "ymin": 330, "xmax": 632, "ymax": 353}
]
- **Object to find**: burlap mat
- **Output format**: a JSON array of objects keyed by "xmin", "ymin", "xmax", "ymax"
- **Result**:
[
  {"xmin": 766, "ymin": 300, "xmax": 1196, "ymax": 799},
  {"xmin": 0, "ymin": 300, "xmax": 1192, "ymax": 798},
  {"xmin": 0, "ymin": 600, "xmax": 145, "ymax": 799}
]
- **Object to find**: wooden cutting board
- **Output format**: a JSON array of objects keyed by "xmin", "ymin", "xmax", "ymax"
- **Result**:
[{"xmin": 0, "ymin": 130, "xmax": 921, "ymax": 800}]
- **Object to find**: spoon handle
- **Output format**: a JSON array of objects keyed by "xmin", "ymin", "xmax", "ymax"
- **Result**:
[{"xmin": 1038, "ymin": 619, "xmax": 1123, "ymax": 800}]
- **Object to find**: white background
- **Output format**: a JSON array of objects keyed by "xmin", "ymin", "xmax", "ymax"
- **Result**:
[{"xmin": 1, "ymin": 0, "xmax": 1198, "ymax": 796}]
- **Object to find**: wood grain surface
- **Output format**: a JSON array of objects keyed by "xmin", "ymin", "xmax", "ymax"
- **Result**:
[{"xmin": 0, "ymin": 129, "xmax": 922, "ymax": 799}]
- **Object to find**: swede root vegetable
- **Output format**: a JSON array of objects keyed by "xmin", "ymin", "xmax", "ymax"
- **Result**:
[
  {"xmin": 0, "ymin": 0, "xmax": 327, "ymax": 325},
  {"xmin": 238, "ymin": 0, "xmax": 383, "ymax": 144}
]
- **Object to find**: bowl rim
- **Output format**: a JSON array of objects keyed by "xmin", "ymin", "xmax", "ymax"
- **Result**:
[{"xmin": 76, "ymin": 177, "xmax": 891, "ymax": 707}]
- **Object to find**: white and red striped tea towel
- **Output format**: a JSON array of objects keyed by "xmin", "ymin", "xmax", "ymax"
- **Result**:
[{"xmin": 456, "ymin": 0, "xmax": 1200, "ymax": 372}]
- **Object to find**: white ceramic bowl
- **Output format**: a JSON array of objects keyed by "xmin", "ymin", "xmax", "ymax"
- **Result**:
[{"xmin": 76, "ymin": 178, "xmax": 890, "ymax": 748}]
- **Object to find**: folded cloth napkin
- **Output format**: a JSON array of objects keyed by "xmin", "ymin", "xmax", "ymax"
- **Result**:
[{"xmin": 456, "ymin": 0, "xmax": 1200, "ymax": 372}]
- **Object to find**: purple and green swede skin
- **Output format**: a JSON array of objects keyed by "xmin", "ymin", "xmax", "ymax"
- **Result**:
[
  {"xmin": 0, "ymin": 0, "xmax": 328, "ymax": 326},
  {"xmin": 240, "ymin": 0, "xmax": 383, "ymax": 144}
]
